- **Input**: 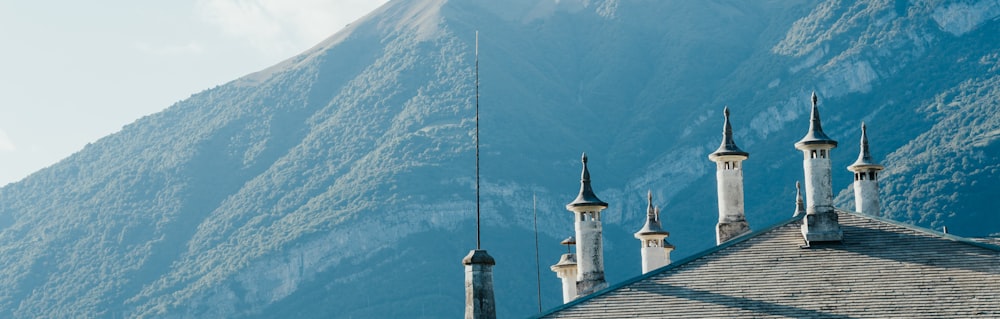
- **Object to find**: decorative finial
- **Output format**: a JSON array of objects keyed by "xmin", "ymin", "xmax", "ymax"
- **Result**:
[
  {"xmin": 810, "ymin": 93, "xmax": 820, "ymax": 122},
  {"xmin": 582, "ymin": 152, "xmax": 588, "ymax": 163},
  {"xmin": 722, "ymin": 106, "xmax": 733, "ymax": 138},
  {"xmin": 647, "ymin": 190, "xmax": 655, "ymax": 218},
  {"xmin": 794, "ymin": 181, "xmax": 805, "ymax": 217},
  {"xmin": 654, "ymin": 206, "xmax": 661, "ymax": 222},
  {"xmin": 861, "ymin": 122, "xmax": 870, "ymax": 158}
]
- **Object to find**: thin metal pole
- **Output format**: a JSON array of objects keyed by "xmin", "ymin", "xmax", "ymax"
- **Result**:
[
  {"xmin": 475, "ymin": 31, "xmax": 481, "ymax": 250},
  {"xmin": 533, "ymin": 193, "xmax": 542, "ymax": 312}
]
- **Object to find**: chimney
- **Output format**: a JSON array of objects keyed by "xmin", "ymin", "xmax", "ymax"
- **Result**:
[
  {"xmin": 708, "ymin": 107, "xmax": 752, "ymax": 244},
  {"xmin": 795, "ymin": 92, "xmax": 842, "ymax": 243},
  {"xmin": 565, "ymin": 153, "xmax": 609, "ymax": 296},
  {"xmin": 633, "ymin": 191, "xmax": 674, "ymax": 273},
  {"xmin": 463, "ymin": 250, "xmax": 496, "ymax": 319},
  {"xmin": 550, "ymin": 236, "xmax": 579, "ymax": 303},
  {"xmin": 463, "ymin": 31, "xmax": 496, "ymax": 319},
  {"xmin": 847, "ymin": 123, "xmax": 884, "ymax": 216}
]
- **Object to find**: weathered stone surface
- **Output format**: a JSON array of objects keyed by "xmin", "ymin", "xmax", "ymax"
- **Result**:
[
  {"xmin": 716, "ymin": 221, "xmax": 751, "ymax": 244},
  {"xmin": 463, "ymin": 249, "xmax": 495, "ymax": 319}
]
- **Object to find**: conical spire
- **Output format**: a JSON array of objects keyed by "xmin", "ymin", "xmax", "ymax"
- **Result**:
[
  {"xmin": 568, "ymin": 153, "xmax": 609, "ymax": 207},
  {"xmin": 635, "ymin": 191, "xmax": 669, "ymax": 236},
  {"xmin": 709, "ymin": 106, "xmax": 749, "ymax": 159},
  {"xmin": 647, "ymin": 190, "xmax": 656, "ymax": 220},
  {"xmin": 795, "ymin": 92, "xmax": 838, "ymax": 148},
  {"xmin": 860, "ymin": 122, "xmax": 871, "ymax": 160},
  {"xmin": 793, "ymin": 181, "xmax": 805, "ymax": 217},
  {"xmin": 849, "ymin": 122, "xmax": 883, "ymax": 170}
]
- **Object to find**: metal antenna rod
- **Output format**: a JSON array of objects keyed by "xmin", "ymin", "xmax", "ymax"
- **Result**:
[
  {"xmin": 475, "ymin": 30, "xmax": 481, "ymax": 249},
  {"xmin": 533, "ymin": 193, "xmax": 542, "ymax": 313}
]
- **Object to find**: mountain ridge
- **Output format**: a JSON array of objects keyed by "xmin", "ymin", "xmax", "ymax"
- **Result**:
[{"xmin": 1, "ymin": 0, "xmax": 998, "ymax": 318}]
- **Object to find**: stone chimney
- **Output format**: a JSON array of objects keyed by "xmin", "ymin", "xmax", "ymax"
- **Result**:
[
  {"xmin": 463, "ymin": 250, "xmax": 496, "ymax": 319},
  {"xmin": 634, "ymin": 191, "xmax": 674, "ymax": 273},
  {"xmin": 795, "ymin": 93, "xmax": 842, "ymax": 243},
  {"xmin": 847, "ymin": 123, "xmax": 884, "ymax": 216},
  {"xmin": 708, "ymin": 107, "xmax": 751, "ymax": 244},
  {"xmin": 550, "ymin": 236, "xmax": 578, "ymax": 303},
  {"xmin": 565, "ymin": 153, "xmax": 609, "ymax": 296}
]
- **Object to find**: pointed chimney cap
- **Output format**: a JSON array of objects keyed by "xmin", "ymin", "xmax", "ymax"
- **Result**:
[
  {"xmin": 462, "ymin": 249, "xmax": 496, "ymax": 265},
  {"xmin": 848, "ymin": 122, "xmax": 884, "ymax": 171},
  {"xmin": 560, "ymin": 236, "xmax": 576, "ymax": 246},
  {"xmin": 567, "ymin": 153, "xmax": 609, "ymax": 208},
  {"xmin": 795, "ymin": 92, "xmax": 838, "ymax": 149},
  {"xmin": 635, "ymin": 192, "xmax": 670, "ymax": 237},
  {"xmin": 709, "ymin": 106, "xmax": 750, "ymax": 160}
]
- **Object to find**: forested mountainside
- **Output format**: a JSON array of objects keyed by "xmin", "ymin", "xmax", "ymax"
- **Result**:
[{"xmin": 1, "ymin": 0, "xmax": 998, "ymax": 317}]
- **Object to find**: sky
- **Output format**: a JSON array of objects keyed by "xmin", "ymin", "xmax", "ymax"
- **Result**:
[{"xmin": 0, "ymin": 0, "xmax": 389, "ymax": 185}]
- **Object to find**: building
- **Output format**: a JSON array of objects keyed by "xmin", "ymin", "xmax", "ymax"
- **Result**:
[
  {"xmin": 535, "ymin": 209, "xmax": 1000, "ymax": 318},
  {"xmin": 529, "ymin": 94, "xmax": 1000, "ymax": 318}
]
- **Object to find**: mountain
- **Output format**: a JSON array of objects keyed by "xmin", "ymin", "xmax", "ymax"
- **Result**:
[{"xmin": 1, "ymin": 0, "xmax": 999, "ymax": 317}]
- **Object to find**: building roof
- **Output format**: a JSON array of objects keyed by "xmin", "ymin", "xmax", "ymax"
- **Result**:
[
  {"xmin": 567, "ymin": 153, "xmax": 609, "ymax": 208},
  {"xmin": 795, "ymin": 92, "xmax": 838, "ymax": 149},
  {"xmin": 709, "ymin": 107, "xmax": 749, "ymax": 160},
  {"xmin": 534, "ymin": 210, "xmax": 1000, "ymax": 318}
]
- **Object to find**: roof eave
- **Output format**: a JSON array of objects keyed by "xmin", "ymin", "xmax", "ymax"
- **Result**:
[
  {"xmin": 847, "ymin": 162, "xmax": 884, "ymax": 172},
  {"xmin": 709, "ymin": 150, "xmax": 749, "ymax": 160}
]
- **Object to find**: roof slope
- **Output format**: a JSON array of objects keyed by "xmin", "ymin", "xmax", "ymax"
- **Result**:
[{"xmin": 537, "ymin": 211, "xmax": 1000, "ymax": 318}]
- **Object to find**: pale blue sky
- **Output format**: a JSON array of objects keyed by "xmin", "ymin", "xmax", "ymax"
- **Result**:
[{"xmin": 0, "ymin": 0, "xmax": 388, "ymax": 185}]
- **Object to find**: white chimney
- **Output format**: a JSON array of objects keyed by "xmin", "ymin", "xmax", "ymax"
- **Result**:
[
  {"xmin": 463, "ymin": 250, "xmax": 496, "ymax": 319},
  {"xmin": 634, "ymin": 191, "xmax": 674, "ymax": 273},
  {"xmin": 795, "ymin": 93, "xmax": 842, "ymax": 243},
  {"xmin": 847, "ymin": 123, "xmax": 884, "ymax": 216},
  {"xmin": 550, "ymin": 237, "xmax": 578, "ymax": 303},
  {"xmin": 565, "ymin": 153, "xmax": 609, "ymax": 296},
  {"xmin": 708, "ymin": 107, "xmax": 751, "ymax": 244}
]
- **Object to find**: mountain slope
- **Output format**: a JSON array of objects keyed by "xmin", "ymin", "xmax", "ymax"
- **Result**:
[{"xmin": 1, "ymin": 0, "xmax": 998, "ymax": 318}]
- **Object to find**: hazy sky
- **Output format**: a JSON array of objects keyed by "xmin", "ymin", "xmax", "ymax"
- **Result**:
[{"xmin": 0, "ymin": 0, "xmax": 389, "ymax": 185}]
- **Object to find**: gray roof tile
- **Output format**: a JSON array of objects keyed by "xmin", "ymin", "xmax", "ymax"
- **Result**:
[{"xmin": 536, "ymin": 211, "xmax": 1000, "ymax": 318}]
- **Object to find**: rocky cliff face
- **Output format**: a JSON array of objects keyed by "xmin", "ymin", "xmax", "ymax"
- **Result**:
[{"xmin": 0, "ymin": 0, "xmax": 998, "ymax": 318}]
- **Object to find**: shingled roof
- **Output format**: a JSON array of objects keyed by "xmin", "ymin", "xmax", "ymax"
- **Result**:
[{"xmin": 534, "ymin": 210, "xmax": 1000, "ymax": 318}]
